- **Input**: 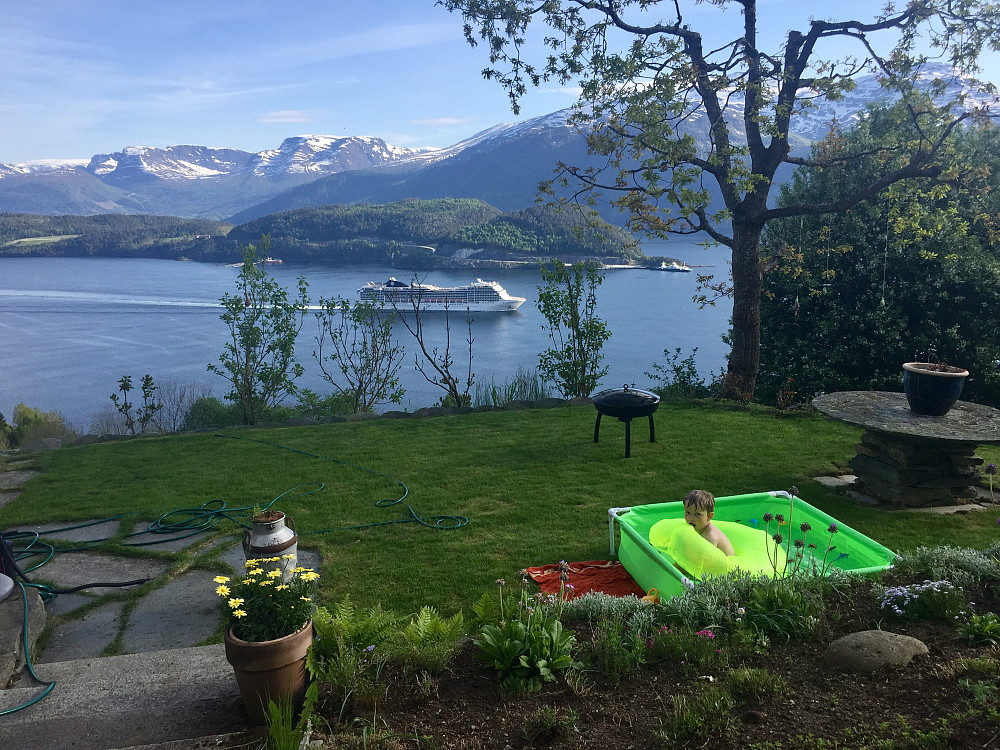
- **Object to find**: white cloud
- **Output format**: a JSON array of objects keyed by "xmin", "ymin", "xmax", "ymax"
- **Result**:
[{"xmin": 259, "ymin": 110, "xmax": 315, "ymax": 124}]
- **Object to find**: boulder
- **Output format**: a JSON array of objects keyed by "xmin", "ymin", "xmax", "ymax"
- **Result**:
[{"xmin": 825, "ymin": 630, "xmax": 929, "ymax": 672}]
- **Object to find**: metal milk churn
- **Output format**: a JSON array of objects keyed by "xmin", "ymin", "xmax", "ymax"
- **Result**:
[{"xmin": 243, "ymin": 511, "xmax": 298, "ymax": 582}]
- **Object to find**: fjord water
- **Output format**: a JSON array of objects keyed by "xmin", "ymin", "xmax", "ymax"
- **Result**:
[{"xmin": 0, "ymin": 240, "xmax": 732, "ymax": 430}]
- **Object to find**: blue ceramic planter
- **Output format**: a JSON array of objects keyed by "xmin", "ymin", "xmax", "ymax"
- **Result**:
[{"xmin": 902, "ymin": 362, "xmax": 968, "ymax": 416}]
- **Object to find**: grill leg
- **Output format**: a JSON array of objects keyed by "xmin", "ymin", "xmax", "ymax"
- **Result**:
[
  {"xmin": 594, "ymin": 412, "xmax": 602, "ymax": 443},
  {"xmin": 624, "ymin": 418, "xmax": 632, "ymax": 458},
  {"xmin": 649, "ymin": 414, "xmax": 655, "ymax": 443}
]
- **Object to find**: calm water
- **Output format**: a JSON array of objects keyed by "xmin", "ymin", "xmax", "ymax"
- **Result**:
[{"xmin": 0, "ymin": 240, "xmax": 733, "ymax": 429}]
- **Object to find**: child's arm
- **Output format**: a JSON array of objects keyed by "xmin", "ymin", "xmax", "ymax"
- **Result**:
[{"xmin": 713, "ymin": 527, "xmax": 735, "ymax": 557}]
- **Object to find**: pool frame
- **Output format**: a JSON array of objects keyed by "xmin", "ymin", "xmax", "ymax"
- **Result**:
[{"xmin": 609, "ymin": 490, "xmax": 897, "ymax": 599}]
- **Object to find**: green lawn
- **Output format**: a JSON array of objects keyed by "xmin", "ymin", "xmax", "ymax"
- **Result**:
[{"xmin": 3, "ymin": 402, "xmax": 998, "ymax": 614}]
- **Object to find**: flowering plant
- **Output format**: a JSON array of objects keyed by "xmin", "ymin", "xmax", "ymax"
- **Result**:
[
  {"xmin": 214, "ymin": 555, "xmax": 319, "ymax": 642},
  {"xmin": 876, "ymin": 579, "xmax": 966, "ymax": 621}
]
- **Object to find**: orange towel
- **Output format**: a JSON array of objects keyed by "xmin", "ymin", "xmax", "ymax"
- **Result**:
[{"xmin": 525, "ymin": 560, "xmax": 646, "ymax": 599}]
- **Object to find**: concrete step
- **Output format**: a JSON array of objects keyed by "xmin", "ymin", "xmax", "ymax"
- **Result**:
[{"xmin": 0, "ymin": 645, "xmax": 253, "ymax": 749}]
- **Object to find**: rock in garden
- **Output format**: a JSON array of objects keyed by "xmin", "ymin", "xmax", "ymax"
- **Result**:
[{"xmin": 825, "ymin": 630, "xmax": 929, "ymax": 672}]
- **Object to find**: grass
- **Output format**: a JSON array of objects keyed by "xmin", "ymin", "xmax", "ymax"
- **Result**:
[{"xmin": 2, "ymin": 401, "xmax": 998, "ymax": 616}]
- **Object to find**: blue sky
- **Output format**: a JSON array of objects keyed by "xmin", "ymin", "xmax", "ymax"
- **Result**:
[{"xmin": 3, "ymin": 1, "xmax": 998, "ymax": 164}]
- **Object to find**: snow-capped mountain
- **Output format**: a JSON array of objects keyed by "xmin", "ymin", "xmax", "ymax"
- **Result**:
[{"xmin": 0, "ymin": 64, "xmax": 990, "ymax": 220}]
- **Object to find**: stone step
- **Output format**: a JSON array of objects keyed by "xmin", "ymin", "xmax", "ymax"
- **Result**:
[{"xmin": 0, "ymin": 645, "xmax": 252, "ymax": 749}]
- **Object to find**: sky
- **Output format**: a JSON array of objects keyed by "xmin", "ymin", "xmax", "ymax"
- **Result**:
[{"xmin": 4, "ymin": 0, "xmax": 1000, "ymax": 165}]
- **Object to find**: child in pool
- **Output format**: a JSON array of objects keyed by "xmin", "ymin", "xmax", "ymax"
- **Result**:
[{"xmin": 683, "ymin": 489, "xmax": 734, "ymax": 557}]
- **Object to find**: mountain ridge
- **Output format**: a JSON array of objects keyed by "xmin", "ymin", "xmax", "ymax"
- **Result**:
[{"xmin": 0, "ymin": 64, "xmax": 988, "ymax": 220}]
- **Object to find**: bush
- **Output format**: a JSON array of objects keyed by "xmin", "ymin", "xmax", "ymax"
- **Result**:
[
  {"xmin": 181, "ymin": 397, "xmax": 244, "ymax": 430},
  {"xmin": 892, "ymin": 546, "xmax": 1000, "ymax": 590},
  {"xmin": 646, "ymin": 347, "xmax": 718, "ymax": 400},
  {"xmin": 875, "ymin": 580, "xmax": 967, "ymax": 621},
  {"xmin": 10, "ymin": 403, "xmax": 73, "ymax": 446}
]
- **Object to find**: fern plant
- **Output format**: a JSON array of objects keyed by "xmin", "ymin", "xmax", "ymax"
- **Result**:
[
  {"xmin": 394, "ymin": 606, "xmax": 465, "ymax": 672},
  {"xmin": 306, "ymin": 596, "xmax": 400, "ymax": 709}
]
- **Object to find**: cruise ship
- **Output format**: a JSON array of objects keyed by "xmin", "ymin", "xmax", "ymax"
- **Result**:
[{"xmin": 358, "ymin": 277, "xmax": 526, "ymax": 312}]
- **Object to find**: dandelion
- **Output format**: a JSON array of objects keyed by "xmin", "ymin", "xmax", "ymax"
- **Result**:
[
  {"xmin": 213, "ymin": 575, "xmax": 230, "ymax": 584},
  {"xmin": 215, "ymin": 585, "xmax": 230, "ymax": 597}
]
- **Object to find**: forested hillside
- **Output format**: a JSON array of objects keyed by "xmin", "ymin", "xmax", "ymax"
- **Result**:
[
  {"xmin": 0, "ymin": 199, "xmax": 638, "ymax": 264},
  {"xmin": 0, "ymin": 214, "xmax": 231, "ymax": 258}
]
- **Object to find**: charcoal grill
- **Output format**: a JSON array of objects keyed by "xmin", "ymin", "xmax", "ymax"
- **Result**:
[{"xmin": 592, "ymin": 384, "xmax": 660, "ymax": 458}]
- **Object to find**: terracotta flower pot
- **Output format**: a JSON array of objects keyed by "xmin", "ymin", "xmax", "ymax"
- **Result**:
[
  {"xmin": 224, "ymin": 619, "xmax": 313, "ymax": 725},
  {"xmin": 902, "ymin": 362, "xmax": 969, "ymax": 417}
]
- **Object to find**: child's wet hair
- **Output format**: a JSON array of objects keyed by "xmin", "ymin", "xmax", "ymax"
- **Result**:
[{"xmin": 683, "ymin": 489, "xmax": 715, "ymax": 513}]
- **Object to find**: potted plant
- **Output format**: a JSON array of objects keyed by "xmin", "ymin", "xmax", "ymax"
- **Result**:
[
  {"xmin": 902, "ymin": 361, "xmax": 969, "ymax": 416},
  {"xmin": 215, "ymin": 556, "xmax": 319, "ymax": 724}
]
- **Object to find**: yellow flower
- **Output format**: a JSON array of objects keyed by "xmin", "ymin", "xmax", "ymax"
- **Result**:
[
  {"xmin": 213, "ymin": 575, "xmax": 230, "ymax": 584},
  {"xmin": 228, "ymin": 598, "xmax": 245, "ymax": 609},
  {"xmin": 258, "ymin": 579, "xmax": 274, "ymax": 586},
  {"xmin": 215, "ymin": 585, "xmax": 230, "ymax": 597},
  {"xmin": 233, "ymin": 609, "xmax": 247, "ymax": 618},
  {"xmin": 249, "ymin": 568, "xmax": 265, "ymax": 576},
  {"xmin": 244, "ymin": 559, "xmax": 261, "ymax": 568},
  {"xmin": 275, "ymin": 584, "xmax": 289, "ymax": 591},
  {"xmin": 300, "ymin": 596, "xmax": 312, "ymax": 602},
  {"xmin": 242, "ymin": 578, "xmax": 254, "ymax": 585},
  {"xmin": 267, "ymin": 569, "xmax": 282, "ymax": 579},
  {"xmin": 299, "ymin": 571, "xmax": 320, "ymax": 582},
  {"xmin": 282, "ymin": 553, "xmax": 296, "ymax": 560}
]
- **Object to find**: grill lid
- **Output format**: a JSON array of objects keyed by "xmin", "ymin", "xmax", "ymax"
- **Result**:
[{"xmin": 592, "ymin": 384, "xmax": 660, "ymax": 418}]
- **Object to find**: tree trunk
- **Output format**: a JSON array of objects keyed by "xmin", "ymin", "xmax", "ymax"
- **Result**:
[{"xmin": 724, "ymin": 225, "xmax": 764, "ymax": 401}]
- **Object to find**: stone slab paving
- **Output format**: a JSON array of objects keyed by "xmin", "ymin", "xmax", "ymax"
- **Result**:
[
  {"xmin": 43, "ymin": 591, "xmax": 97, "ymax": 618},
  {"xmin": 15, "ymin": 519, "xmax": 122, "ymax": 543},
  {"xmin": 26, "ymin": 551, "xmax": 171, "ymax": 590},
  {"xmin": 128, "ymin": 521, "xmax": 217, "ymax": 552},
  {"xmin": 39, "ymin": 600, "xmax": 125, "ymax": 663},
  {"xmin": 124, "ymin": 569, "xmax": 222, "ymax": 653}
]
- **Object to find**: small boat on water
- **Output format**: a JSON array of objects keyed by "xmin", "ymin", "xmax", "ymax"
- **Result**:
[
  {"xmin": 358, "ymin": 277, "xmax": 525, "ymax": 312},
  {"xmin": 658, "ymin": 260, "xmax": 692, "ymax": 272}
]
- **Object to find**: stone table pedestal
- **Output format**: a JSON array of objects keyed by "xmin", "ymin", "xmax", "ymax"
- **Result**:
[{"xmin": 813, "ymin": 391, "xmax": 1000, "ymax": 507}]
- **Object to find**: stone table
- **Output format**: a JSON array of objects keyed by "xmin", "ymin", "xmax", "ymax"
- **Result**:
[{"xmin": 812, "ymin": 391, "xmax": 1000, "ymax": 507}]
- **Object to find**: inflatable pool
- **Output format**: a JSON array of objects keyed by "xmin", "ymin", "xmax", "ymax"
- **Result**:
[{"xmin": 609, "ymin": 491, "xmax": 896, "ymax": 600}]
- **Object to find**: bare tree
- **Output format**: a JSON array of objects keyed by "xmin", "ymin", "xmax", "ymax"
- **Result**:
[
  {"xmin": 392, "ymin": 276, "xmax": 475, "ymax": 407},
  {"xmin": 443, "ymin": 0, "xmax": 1000, "ymax": 399},
  {"xmin": 313, "ymin": 297, "xmax": 406, "ymax": 413}
]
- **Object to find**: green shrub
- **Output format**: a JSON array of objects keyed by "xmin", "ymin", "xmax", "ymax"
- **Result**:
[
  {"xmin": 746, "ymin": 580, "xmax": 824, "ymax": 638},
  {"xmin": 181, "ymin": 396, "xmax": 243, "ymax": 430},
  {"xmin": 522, "ymin": 705, "xmax": 579, "ymax": 743},
  {"xmin": 876, "ymin": 580, "xmax": 967, "ymax": 620},
  {"xmin": 655, "ymin": 685, "xmax": 736, "ymax": 747},
  {"xmin": 957, "ymin": 612, "xmax": 1000, "ymax": 646},
  {"xmin": 727, "ymin": 666, "xmax": 789, "ymax": 704},
  {"xmin": 646, "ymin": 347, "xmax": 718, "ymax": 400},
  {"xmin": 646, "ymin": 625, "xmax": 728, "ymax": 671},
  {"xmin": 892, "ymin": 546, "xmax": 1000, "ymax": 590},
  {"xmin": 579, "ymin": 612, "xmax": 646, "ymax": 686},
  {"xmin": 9, "ymin": 403, "xmax": 73, "ymax": 446}
]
